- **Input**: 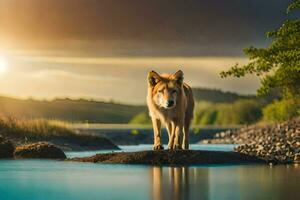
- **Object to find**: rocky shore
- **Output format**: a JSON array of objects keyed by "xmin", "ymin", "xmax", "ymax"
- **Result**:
[
  {"xmin": 0, "ymin": 138, "xmax": 67, "ymax": 159},
  {"xmin": 0, "ymin": 133, "xmax": 119, "ymax": 160},
  {"xmin": 0, "ymin": 136, "xmax": 14, "ymax": 158},
  {"xmin": 69, "ymin": 150, "xmax": 265, "ymax": 165},
  {"xmin": 0, "ymin": 133, "xmax": 120, "ymax": 152},
  {"xmin": 14, "ymin": 142, "xmax": 66, "ymax": 159},
  {"xmin": 201, "ymin": 118, "xmax": 300, "ymax": 164}
]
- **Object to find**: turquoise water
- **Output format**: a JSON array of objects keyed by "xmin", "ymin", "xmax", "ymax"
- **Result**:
[
  {"xmin": 66, "ymin": 144, "xmax": 237, "ymax": 158},
  {"xmin": 0, "ymin": 145, "xmax": 299, "ymax": 200}
]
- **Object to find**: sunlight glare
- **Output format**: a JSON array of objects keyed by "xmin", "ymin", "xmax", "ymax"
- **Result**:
[{"xmin": 0, "ymin": 56, "xmax": 8, "ymax": 74}]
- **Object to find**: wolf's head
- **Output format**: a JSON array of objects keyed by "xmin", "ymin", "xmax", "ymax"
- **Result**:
[{"xmin": 148, "ymin": 70, "xmax": 184, "ymax": 109}]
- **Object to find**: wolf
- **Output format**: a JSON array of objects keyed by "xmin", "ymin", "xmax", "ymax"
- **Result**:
[{"xmin": 147, "ymin": 70, "xmax": 194, "ymax": 150}]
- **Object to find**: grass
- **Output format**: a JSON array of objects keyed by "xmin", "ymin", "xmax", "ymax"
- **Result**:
[
  {"xmin": 0, "ymin": 116, "xmax": 119, "ymax": 150},
  {"xmin": 0, "ymin": 96, "xmax": 145, "ymax": 123},
  {"xmin": 0, "ymin": 116, "xmax": 74, "ymax": 140}
]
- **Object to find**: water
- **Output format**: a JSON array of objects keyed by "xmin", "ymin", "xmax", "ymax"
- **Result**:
[
  {"xmin": 66, "ymin": 144, "xmax": 237, "ymax": 158},
  {"xmin": 0, "ymin": 145, "xmax": 299, "ymax": 200}
]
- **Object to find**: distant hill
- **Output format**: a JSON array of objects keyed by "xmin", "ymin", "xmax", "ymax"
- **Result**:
[
  {"xmin": 192, "ymin": 88, "xmax": 256, "ymax": 103},
  {"xmin": 0, "ymin": 97, "xmax": 145, "ymax": 123},
  {"xmin": 0, "ymin": 88, "xmax": 277, "ymax": 124}
]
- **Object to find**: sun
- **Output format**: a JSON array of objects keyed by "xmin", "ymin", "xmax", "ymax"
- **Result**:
[{"xmin": 0, "ymin": 56, "xmax": 8, "ymax": 74}]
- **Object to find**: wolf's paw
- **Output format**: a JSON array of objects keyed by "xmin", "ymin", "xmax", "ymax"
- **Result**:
[
  {"xmin": 173, "ymin": 144, "xmax": 182, "ymax": 150},
  {"xmin": 182, "ymin": 144, "xmax": 189, "ymax": 150},
  {"xmin": 153, "ymin": 144, "xmax": 164, "ymax": 150}
]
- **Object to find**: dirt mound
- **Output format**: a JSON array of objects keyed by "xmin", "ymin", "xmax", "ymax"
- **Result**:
[
  {"xmin": 0, "ymin": 136, "xmax": 15, "ymax": 158},
  {"xmin": 14, "ymin": 142, "xmax": 66, "ymax": 159},
  {"xmin": 69, "ymin": 150, "xmax": 265, "ymax": 165}
]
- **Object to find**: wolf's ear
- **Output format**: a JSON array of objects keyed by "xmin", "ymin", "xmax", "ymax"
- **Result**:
[
  {"xmin": 172, "ymin": 70, "xmax": 184, "ymax": 85},
  {"xmin": 148, "ymin": 70, "xmax": 161, "ymax": 86}
]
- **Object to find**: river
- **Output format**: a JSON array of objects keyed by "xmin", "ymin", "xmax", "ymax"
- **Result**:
[{"xmin": 0, "ymin": 144, "xmax": 299, "ymax": 200}]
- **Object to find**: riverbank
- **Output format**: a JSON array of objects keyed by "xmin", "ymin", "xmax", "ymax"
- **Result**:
[
  {"xmin": 1, "ymin": 132, "xmax": 119, "ymax": 152},
  {"xmin": 201, "ymin": 118, "xmax": 300, "ymax": 164},
  {"xmin": 0, "ymin": 116, "xmax": 119, "ymax": 151},
  {"xmin": 73, "ymin": 125, "xmax": 239, "ymax": 145}
]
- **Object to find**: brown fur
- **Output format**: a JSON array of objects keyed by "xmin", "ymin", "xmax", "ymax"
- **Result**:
[{"xmin": 147, "ymin": 70, "xmax": 194, "ymax": 150}]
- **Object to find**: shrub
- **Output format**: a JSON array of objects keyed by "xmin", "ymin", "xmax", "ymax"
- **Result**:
[
  {"xmin": 193, "ymin": 100, "xmax": 262, "ymax": 125},
  {"xmin": 231, "ymin": 100, "xmax": 262, "ymax": 124},
  {"xmin": 129, "ymin": 112, "xmax": 151, "ymax": 124},
  {"xmin": 263, "ymin": 99, "xmax": 300, "ymax": 122}
]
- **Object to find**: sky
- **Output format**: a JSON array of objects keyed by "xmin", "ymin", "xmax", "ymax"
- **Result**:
[{"xmin": 0, "ymin": 0, "xmax": 295, "ymax": 104}]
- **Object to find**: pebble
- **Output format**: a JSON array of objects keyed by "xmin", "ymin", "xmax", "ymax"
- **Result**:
[{"xmin": 202, "ymin": 118, "xmax": 300, "ymax": 164}]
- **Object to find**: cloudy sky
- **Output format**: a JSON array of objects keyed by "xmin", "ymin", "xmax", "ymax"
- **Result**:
[{"xmin": 0, "ymin": 0, "xmax": 295, "ymax": 104}]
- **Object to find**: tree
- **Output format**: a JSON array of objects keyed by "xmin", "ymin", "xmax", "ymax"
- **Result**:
[{"xmin": 220, "ymin": 0, "xmax": 300, "ymax": 99}]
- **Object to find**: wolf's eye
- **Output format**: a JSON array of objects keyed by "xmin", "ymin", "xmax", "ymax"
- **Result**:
[
  {"xmin": 158, "ymin": 89, "xmax": 163, "ymax": 93},
  {"xmin": 171, "ymin": 89, "xmax": 177, "ymax": 94}
]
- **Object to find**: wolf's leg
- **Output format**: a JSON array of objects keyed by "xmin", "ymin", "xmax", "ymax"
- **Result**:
[
  {"xmin": 166, "ymin": 122, "xmax": 172, "ymax": 139},
  {"xmin": 178, "ymin": 127, "xmax": 183, "ymax": 148},
  {"xmin": 182, "ymin": 119, "xmax": 191, "ymax": 149},
  {"xmin": 173, "ymin": 123, "xmax": 183, "ymax": 150},
  {"xmin": 152, "ymin": 118, "xmax": 163, "ymax": 150},
  {"xmin": 182, "ymin": 126, "xmax": 189, "ymax": 150},
  {"xmin": 167, "ymin": 122, "xmax": 174, "ymax": 149}
]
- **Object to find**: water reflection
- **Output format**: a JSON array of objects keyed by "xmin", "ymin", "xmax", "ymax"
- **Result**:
[
  {"xmin": 151, "ymin": 167, "xmax": 209, "ymax": 200},
  {"xmin": 151, "ymin": 165, "xmax": 300, "ymax": 200},
  {"xmin": 0, "ymin": 160, "xmax": 299, "ymax": 200}
]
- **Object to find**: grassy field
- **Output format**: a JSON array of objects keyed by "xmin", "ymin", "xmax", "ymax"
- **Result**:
[
  {"xmin": 0, "ymin": 116, "xmax": 73, "ymax": 139},
  {"xmin": 0, "ymin": 96, "xmax": 145, "ymax": 123},
  {"xmin": 0, "ymin": 87, "xmax": 291, "ymax": 127},
  {"xmin": 0, "ymin": 88, "xmax": 263, "ymax": 124},
  {"xmin": 0, "ymin": 116, "xmax": 119, "ymax": 150}
]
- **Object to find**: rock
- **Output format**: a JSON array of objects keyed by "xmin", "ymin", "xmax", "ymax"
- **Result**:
[
  {"xmin": 201, "ymin": 140, "xmax": 210, "ymax": 144},
  {"xmin": 0, "ymin": 136, "xmax": 15, "ymax": 158},
  {"xmin": 14, "ymin": 142, "xmax": 66, "ymax": 159},
  {"xmin": 69, "ymin": 150, "xmax": 265, "ymax": 165},
  {"xmin": 205, "ymin": 118, "xmax": 300, "ymax": 164},
  {"xmin": 294, "ymin": 154, "xmax": 300, "ymax": 163}
]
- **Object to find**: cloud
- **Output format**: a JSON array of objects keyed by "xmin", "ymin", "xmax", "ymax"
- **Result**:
[
  {"xmin": 0, "ymin": 0, "xmax": 295, "ymax": 56},
  {"xmin": 0, "ymin": 55, "xmax": 260, "ymax": 103},
  {"xmin": 31, "ymin": 69, "xmax": 120, "ymax": 83},
  {"xmin": 1, "ymin": 0, "xmax": 282, "ymax": 102}
]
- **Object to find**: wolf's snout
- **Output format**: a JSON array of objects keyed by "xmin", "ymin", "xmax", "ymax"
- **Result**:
[{"xmin": 166, "ymin": 100, "xmax": 174, "ymax": 107}]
